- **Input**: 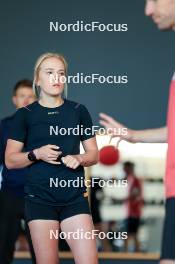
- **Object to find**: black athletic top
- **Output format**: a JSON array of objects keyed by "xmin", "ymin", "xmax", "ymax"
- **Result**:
[
  {"xmin": 0, "ymin": 115, "xmax": 28, "ymax": 197},
  {"xmin": 8, "ymin": 99, "xmax": 95, "ymax": 206}
]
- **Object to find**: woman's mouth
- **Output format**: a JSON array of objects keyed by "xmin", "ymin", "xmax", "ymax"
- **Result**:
[{"xmin": 53, "ymin": 83, "xmax": 61, "ymax": 88}]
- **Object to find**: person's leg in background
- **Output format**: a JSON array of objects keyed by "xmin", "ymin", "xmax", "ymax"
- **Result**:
[
  {"xmin": 24, "ymin": 222, "xmax": 37, "ymax": 263},
  {"xmin": 133, "ymin": 234, "xmax": 141, "ymax": 252},
  {"xmin": 132, "ymin": 217, "xmax": 141, "ymax": 252},
  {"xmin": 91, "ymin": 203, "xmax": 111, "ymax": 251},
  {"xmin": 94, "ymin": 222, "xmax": 111, "ymax": 251},
  {"xmin": 0, "ymin": 191, "xmax": 36, "ymax": 264},
  {"xmin": 0, "ymin": 191, "xmax": 21, "ymax": 264},
  {"xmin": 124, "ymin": 217, "xmax": 141, "ymax": 252},
  {"xmin": 124, "ymin": 218, "xmax": 131, "ymax": 252},
  {"xmin": 15, "ymin": 223, "xmax": 29, "ymax": 251},
  {"xmin": 18, "ymin": 197, "xmax": 37, "ymax": 263}
]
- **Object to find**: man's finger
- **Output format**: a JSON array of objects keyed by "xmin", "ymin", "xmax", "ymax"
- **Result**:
[
  {"xmin": 99, "ymin": 120, "xmax": 112, "ymax": 128},
  {"xmin": 99, "ymin": 113, "xmax": 117, "ymax": 126}
]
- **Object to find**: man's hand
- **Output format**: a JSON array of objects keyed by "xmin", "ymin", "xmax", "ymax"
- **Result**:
[
  {"xmin": 99, "ymin": 112, "xmax": 167, "ymax": 143},
  {"xmin": 99, "ymin": 112, "xmax": 131, "ymax": 141}
]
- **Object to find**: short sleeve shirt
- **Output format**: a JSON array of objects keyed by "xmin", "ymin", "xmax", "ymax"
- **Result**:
[
  {"xmin": 9, "ymin": 99, "xmax": 95, "ymax": 205},
  {"xmin": 166, "ymin": 72, "xmax": 175, "ymax": 198},
  {"xmin": 126, "ymin": 175, "xmax": 143, "ymax": 218}
]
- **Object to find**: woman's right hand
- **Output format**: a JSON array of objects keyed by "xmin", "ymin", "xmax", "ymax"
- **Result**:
[{"xmin": 34, "ymin": 144, "xmax": 62, "ymax": 165}]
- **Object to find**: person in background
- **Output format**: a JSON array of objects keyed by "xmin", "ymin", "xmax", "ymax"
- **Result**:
[
  {"xmin": 90, "ymin": 177, "xmax": 111, "ymax": 251},
  {"xmin": 0, "ymin": 79, "xmax": 36, "ymax": 264},
  {"xmin": 123, "ymin": 162, "xmax": 143, "ymax": 252}
]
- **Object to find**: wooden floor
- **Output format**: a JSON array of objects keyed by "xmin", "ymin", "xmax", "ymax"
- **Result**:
[{"xmin": 14, "ymin": 251, "xmax": 160, "ymax": 260}]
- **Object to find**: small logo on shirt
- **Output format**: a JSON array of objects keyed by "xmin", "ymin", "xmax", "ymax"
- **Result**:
[
  {"xmin": 48, "ymin": 111, "xmax": 59, "ymax": 115},
  {"xmin": 28, "ymin": 194, "xmax": 35, "ymax": 198}
]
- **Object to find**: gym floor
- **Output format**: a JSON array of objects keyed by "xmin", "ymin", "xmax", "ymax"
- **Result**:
[{"xmin": 12, "ymin": 252, "xmax": 160, "ymax": 264}]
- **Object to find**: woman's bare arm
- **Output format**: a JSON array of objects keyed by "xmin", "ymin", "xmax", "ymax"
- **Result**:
[
  {"xmin": 5, "ymin": 139, "xmax": 63, "ymax": 169},
  {"xmin": 77, "ymin": 137, "xmax": 99, "ymax": 166},
  {"xmin": 5, "ymin": 139, "xmax": 33, "ymax": 169}
]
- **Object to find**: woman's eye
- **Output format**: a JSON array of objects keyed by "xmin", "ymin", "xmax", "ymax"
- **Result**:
[
  {"xmin": 60, "ymin": 72, "xmax": 65, "ymax": 76},
  {"xmin": 47, "ymin": 71, "xmax": 53, "ymax": 75}
]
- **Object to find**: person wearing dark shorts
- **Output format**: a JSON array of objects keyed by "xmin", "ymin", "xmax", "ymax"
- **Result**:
[
  {"xmin": 123, "ymin": 162, "xmax": 143, "ymax": 252},
  {"xmin": 126, "ymin": 217, "xmax": 140, "ymax": 235},
  {"xmin": 161, "ymin": 198, "xmax": 175, "ymax": 260},
  {"xmin": 99, "ymin": 1, "xmax": 175, "ymax": 262},
  {"xmin": 25, "ymin": 196, "xmax": 90, "ymax": 223},
  {"xmin": 5, "ymin": 53, "xmax": 99, "ymax": 264},
  {"xmin": 0, "ymin": 79, "xmax": 36, "ymax": 264}
]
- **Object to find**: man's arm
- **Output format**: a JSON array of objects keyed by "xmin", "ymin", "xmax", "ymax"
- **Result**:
[
  {"xmin": 99, "ymin": 113, "xmax": 167, "ymax": 143},
  {"xmin": 129, "ymin": 126, "xmax": 167, "ymax": 143}
]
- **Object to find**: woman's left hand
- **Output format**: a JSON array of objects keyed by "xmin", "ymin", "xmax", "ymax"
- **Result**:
[{"xmin": 61, "ymin": 155, "xmax": 82, "ymax": 169}]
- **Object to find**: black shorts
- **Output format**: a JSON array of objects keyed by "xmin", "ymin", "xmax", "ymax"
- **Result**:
[
  {"xmin": 125, "ymin": 217, "xmax": 140, "ymax": 234},
  {"xmin": 25, "ymin": 197, "xmax": 90, "ymax": 223},
  {"xmin": 160, "ymin": 198, "xmax": 175, "ymax": 260}
]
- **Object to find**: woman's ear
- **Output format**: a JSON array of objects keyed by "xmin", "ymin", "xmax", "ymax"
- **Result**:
[{"xmin": 12, "ymin": 96, "xmax": 17, "ymax": 106}]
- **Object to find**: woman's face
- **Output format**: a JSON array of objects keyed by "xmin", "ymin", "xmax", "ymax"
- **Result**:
[{"xmin": 37, "ymin": 57, "xmax": 66, "ymax": 97}]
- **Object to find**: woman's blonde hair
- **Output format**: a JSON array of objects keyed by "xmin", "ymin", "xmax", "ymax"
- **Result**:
[{"xmin": 33, "ymin": 52, "xmax": 68, "ymax": 98}]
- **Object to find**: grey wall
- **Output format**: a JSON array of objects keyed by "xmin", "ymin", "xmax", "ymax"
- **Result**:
[{"xmin": 0, "ymin": 0, "xmax": 174, "ymax": 129}]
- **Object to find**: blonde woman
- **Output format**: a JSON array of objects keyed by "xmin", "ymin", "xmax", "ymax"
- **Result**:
[{"xmin": 5, "ymin": 53, "xmax": 99, "ymax": 264}]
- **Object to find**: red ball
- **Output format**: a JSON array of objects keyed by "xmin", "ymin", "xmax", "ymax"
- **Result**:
[{"xmin": 99, "ymin": 145, "xmax": 120, "ymax": 166}]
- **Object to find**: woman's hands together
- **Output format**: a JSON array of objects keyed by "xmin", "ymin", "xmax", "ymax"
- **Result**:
[
  {"xmin": 34, "ymin": 144, "xmax": 62, "ymax": 165},
  {"xmin": 34, "ymin": 145, "xmax": 82, "ymax": 169}
]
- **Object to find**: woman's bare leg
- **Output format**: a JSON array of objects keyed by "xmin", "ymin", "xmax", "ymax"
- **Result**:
[
  {"xmin": 61, "ymin": 214, "xmax": 98, "ymax": 264},
  {"xmin": 28, "ymin": 220, "xmax": 59, "ymax": 264}
]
